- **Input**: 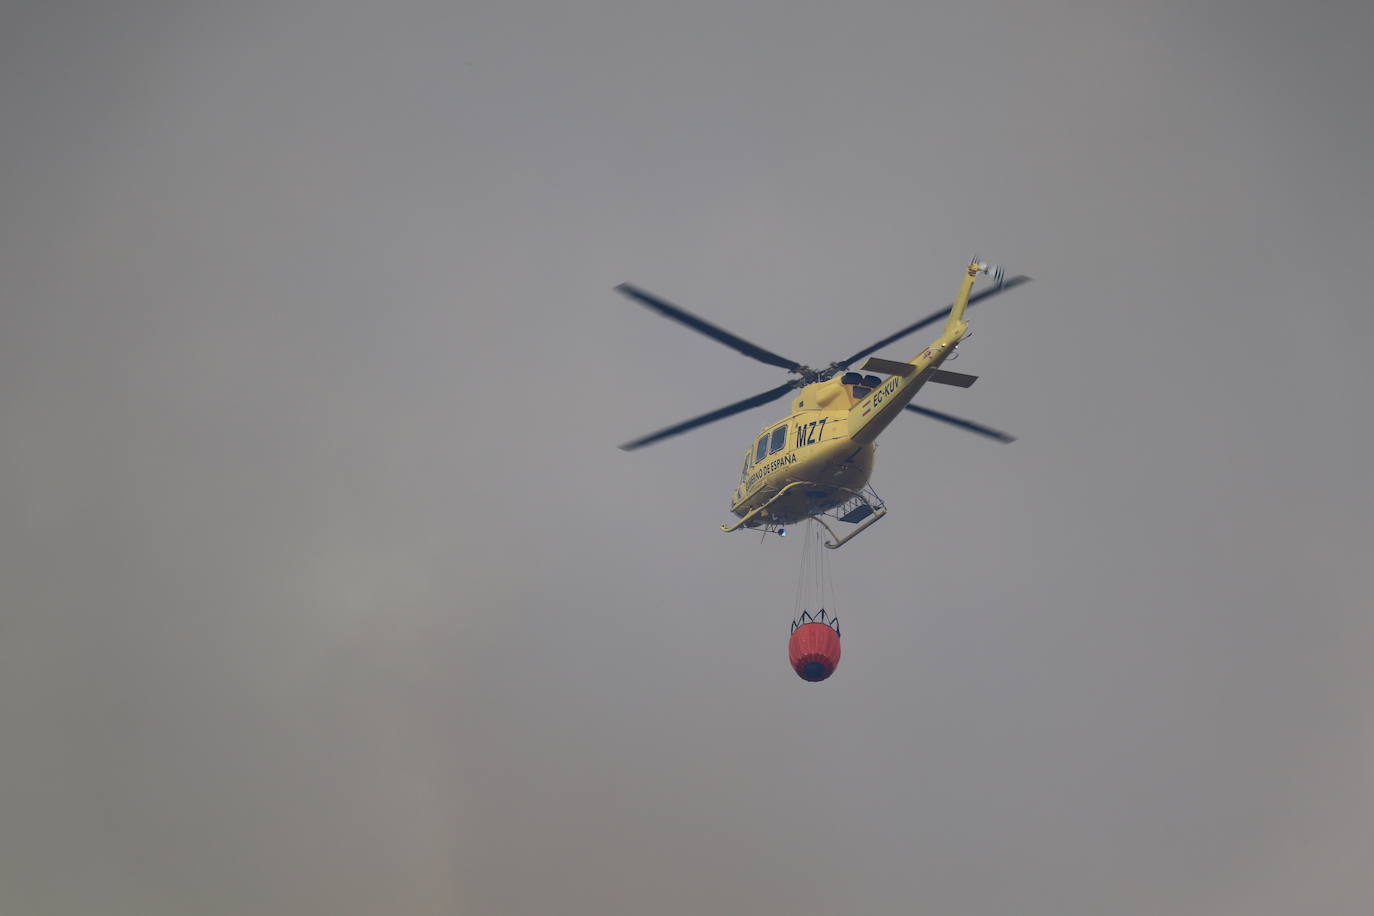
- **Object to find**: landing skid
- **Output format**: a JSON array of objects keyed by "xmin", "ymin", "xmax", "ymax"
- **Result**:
[
  {"xmin": 721, "ymin": 483, "xmax": 887, "ymax": 549},
  {"xmin": 814, "ymin": 486, "xmax": 887, "ymax": 549}
]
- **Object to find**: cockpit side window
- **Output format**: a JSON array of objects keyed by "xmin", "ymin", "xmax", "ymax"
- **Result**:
[
  {"xmin": 755, "ymin": 435, "xmax": 769, "ymax": 463},
  {"xmin": 769, "ymin": 424, "xmax": 787, "ymax": 454}
]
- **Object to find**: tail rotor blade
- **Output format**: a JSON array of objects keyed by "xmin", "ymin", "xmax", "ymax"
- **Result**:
[
  {"xmin": 616, "ymin": 283, "xmax": 802, "ymax": 371},
  {"xmin": 620, "ymin": 381, "xmax": 797, "ymax": 450},
  {"xmin": 904, "ymin": 403, "xmax": 1017, "ymax": 443}
]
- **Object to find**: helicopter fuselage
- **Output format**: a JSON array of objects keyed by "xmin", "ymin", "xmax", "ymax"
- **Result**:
[
  {"xmin": 729, "ymin": 317, "xmax": 965, "ymax": 527},
  {"xmin": 616, "ymin": 257, "xmax": 1024, "ymax": 546},
  {"xmin": 730, "ymin": 385, "xmax": 875, "ymax": 526}
]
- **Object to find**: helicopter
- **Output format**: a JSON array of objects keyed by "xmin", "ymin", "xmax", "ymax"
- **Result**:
[{"xmin": 617, "ymin": 256, "xmax": 1030, "ymax": 548}]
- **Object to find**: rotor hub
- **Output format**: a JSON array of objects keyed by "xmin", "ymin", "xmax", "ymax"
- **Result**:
[{"xmin": 791, "ymin": 364, "xmax": 841, "ymax": 385}]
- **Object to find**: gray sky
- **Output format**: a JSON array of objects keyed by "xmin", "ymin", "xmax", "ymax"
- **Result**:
[{"xmin": 3, "ymin": 1, "xmax": 1373, "ymax": 913}]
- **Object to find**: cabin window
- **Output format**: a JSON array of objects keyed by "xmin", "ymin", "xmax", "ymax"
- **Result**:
[
  {"xmin": 755, "ymin": 435, "xmax": 769, "ymax": 463},
  {"xmin": 769, "ymin": 424, "xmax": 787, "ymax": 454},
  {"xmin": 851, "ymin": 386, "xmax": 872, "ymax": 399}
]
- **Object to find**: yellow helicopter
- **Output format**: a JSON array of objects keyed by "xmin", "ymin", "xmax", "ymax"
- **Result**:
[{"xmin": 617, "ymin": 256, "xmax": 1030, "ymax": 548}]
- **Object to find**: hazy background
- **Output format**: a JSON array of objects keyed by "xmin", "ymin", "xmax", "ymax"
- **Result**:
[{"xmin": 3, "ymin": 1, "xmax": 1372, "ymax": 913}]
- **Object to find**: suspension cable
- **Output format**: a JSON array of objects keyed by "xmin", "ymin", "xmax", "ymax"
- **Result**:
[{"xmin": 791, "ymin": 517, "xmax": 841, "ymax": 621}]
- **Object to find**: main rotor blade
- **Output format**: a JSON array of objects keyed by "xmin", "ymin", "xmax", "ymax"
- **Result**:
[
  {"xmin": 616, "ymin": 283, "xmax": 802, "ymax": 371},
  {"xmin": 837, "ymin": 275, "xmax": 1032, "ymax": 368},
  {"xmin": 904, "ymin": 403, "xmax": 1017, "ymax": 443},
  {"xmin": 619, "ymin": 381, "xmax": 797, "ymax": 451}
]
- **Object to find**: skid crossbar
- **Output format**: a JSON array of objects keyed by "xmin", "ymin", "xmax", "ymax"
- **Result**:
[{"xmin": 720, "ymin": 481, "xmax": 815, "ymax": 532}]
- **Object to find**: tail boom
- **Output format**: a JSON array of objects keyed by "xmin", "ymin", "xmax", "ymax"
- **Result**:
[{"xmin": 846, "ymin": 257, "xmax": 1001, "ymax": 445}]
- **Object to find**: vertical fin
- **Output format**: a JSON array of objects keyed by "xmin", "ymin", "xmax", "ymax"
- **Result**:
[{"xmin": 947, "ymin": 256, "xmax": 1002, "ymax": 329}]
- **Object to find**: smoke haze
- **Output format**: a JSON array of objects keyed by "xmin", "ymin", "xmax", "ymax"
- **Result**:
[{"xmin": 2, "ymin": 2, "xmax": 1372, "ymax": 913}]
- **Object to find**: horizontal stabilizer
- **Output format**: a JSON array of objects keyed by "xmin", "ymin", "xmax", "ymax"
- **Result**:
[
  {"xmin": 927, "ymin": 369, "xmax": 978, "ymax": 388},
  {"xmin": 859, "ymin": 356, "xmax": 917, "ymax": 377}
]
